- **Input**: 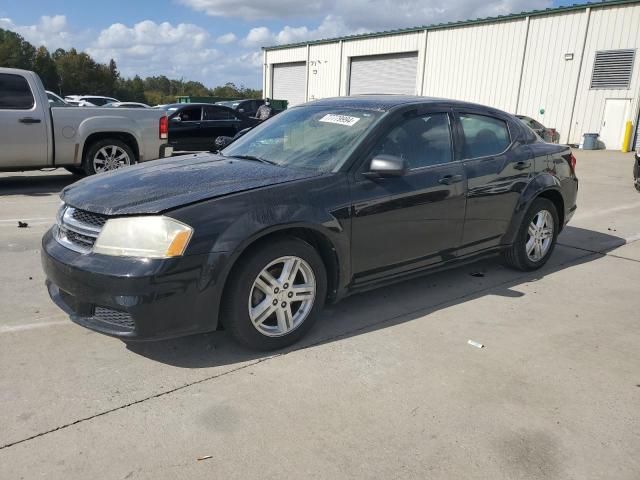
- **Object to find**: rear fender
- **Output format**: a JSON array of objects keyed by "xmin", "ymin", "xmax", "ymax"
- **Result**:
[{"xmin": 501, "ymin": 172, "xmax": 561, "ymax": 245}]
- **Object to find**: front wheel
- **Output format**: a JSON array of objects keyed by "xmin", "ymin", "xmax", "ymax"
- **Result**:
[
  {"xmin": 83, "ymin": 139, "xmax": 135, "ymax": 175},
  {"xmin": 503, "ymin": 198, "xmax": 559, "ymax": 271},
  {"xmin": 222, "ymin": 238, "xmax": 327, "ymax": 351}
]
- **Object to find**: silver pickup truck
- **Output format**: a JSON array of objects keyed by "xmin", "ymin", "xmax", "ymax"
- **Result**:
[{"xmin": 0, "ymin": 68, "xmax": 172, "ymax": 175}]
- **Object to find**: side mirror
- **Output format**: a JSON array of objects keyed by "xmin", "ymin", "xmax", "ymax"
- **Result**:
[
  {"xmin": 364, "ymin": 154, "xmax": 408, "ymax": 178},
  {"xmin": 171, "ymin": 116, "xmax": 182, "ymax": 123}
]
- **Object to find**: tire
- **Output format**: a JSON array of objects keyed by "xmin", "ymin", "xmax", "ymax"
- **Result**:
[
  {"xmin": 64, "ymin": 166, "xmax": 85, "ymax": 176},
  {"xmin": 222, "ymin": 237, "xmax": 327, "ymax": 351},
  {"xmin": 503, "ymin": 198, "xmax": 559, "ymax": 271},
  {"xmin": 83, "ymin": 139, "xmax": 136, "ymax": 176}
]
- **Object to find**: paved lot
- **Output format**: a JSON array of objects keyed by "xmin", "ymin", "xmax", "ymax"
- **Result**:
[{"xmin": 1, "ymin": 151, "xmax": 639, "ymax": 479}]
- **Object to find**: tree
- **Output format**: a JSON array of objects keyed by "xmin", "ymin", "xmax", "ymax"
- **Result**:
[
  {"xmin": 33, "ymin": 46, "xmax": 60, "ymax": 91},
  {"xmin": 0, "ymin": 26, "xmax": 263, "ymax": 105},
  {"xmin": 0, "ymin": 28, "xmax": 35, "ymax": 69}
]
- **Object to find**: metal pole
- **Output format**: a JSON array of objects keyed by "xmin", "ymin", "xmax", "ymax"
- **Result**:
[
  {"xmin": 419, "ymin": 29, "xmax": 429, "ymax": 96},
  {"xmin": 514, "ymin": 16, "xmax": 531, "ymax": 114},
  {"xmin": 567, "ymin": 7, "xmax": 592, "ymax": 145},
  {"xmin": 338, "ymin": 40, "xmax": 344, "ymax": 96}
]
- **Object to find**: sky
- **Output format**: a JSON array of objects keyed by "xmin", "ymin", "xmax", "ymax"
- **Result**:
[{"xmin": 0, "ymin": 0, "xmax": 581, "ymax": 89}]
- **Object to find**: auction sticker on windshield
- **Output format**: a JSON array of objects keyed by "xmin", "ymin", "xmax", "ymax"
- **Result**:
[{"xmin": 319, "ymin": 114, "xmax": 361, "ymax": 127}]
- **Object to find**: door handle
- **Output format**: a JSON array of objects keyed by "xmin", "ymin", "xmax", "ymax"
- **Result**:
[
  {"xmin": 438, "ymin": 174, "xmax": 463, "ymax": 185},
  {"xmin": 19, "ymin": 117, "xmax": 41, "ymax": 124},
  {"xmin": 514, "ymin": 161, "xmax": 531, "ymax": 170}
]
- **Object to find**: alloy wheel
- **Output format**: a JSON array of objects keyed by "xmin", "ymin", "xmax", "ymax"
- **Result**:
[
  {"xmin": 526, "ymin": 209, "xmax": 554, "ymax": 262},
  {"xmin": 248, "ymin": 256, "xmax": 316, "ymax": 337},
  {"xmin": 93, "ymin": 145, "xmax": 131, "ymax": 173}
]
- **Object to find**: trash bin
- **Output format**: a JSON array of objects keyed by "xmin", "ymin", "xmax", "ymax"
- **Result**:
[{"xmin": 582, "ymin": 133, "xmax": 599, "ymax": 150}]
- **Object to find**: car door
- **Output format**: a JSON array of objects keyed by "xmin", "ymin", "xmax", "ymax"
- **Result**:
[
  {"xmin": 169, "ymin": 105, "xmax": 203, "ymax": 150},
  {"xmin": 0, "ymin": 72, "xmax": 49, "ymax": 168},
  {"xmin": 202, "ymin": 106, "xmax": 240, "ymax": 147},
  {"xmin": 350, "ymin": 109, "xmax": 467, "ymax": 283},
  {"xmin": 454, "ymin": 110, "xmax": 534, "ymax": 255}
]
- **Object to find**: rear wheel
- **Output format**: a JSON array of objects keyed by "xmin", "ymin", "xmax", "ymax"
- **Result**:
[
  {"xmin": 503, "ymin": 198, "xmax": 559, "ymax": 271},
  {"xmin": 83, "ymin": 139, "xmax": 135, "ymax": 175},
  {"xmin": 222, "ymin": 238, "xmax": 327, "ymax": 351}
]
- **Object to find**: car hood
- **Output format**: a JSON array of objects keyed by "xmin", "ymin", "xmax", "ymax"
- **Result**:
[{"xmin": 61, "ymin": 154, "xmax": 322, "ymax": 215}]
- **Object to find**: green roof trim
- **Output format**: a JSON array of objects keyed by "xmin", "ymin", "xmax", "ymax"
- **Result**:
[{"xmin": 263, "ymin": 0, "xmax": 640, "ymax": 51}]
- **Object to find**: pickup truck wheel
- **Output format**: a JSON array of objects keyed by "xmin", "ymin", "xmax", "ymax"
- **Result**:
[
  {"xmin": 222, "ymin": 238, "xmax": 327, "ymax": 351},
  {"xmin": 503, "ymin": 198, "xmax": 559, "ymax": 271},
  {"xmin": 84, "ymin": 139, "xmax": 135, "ymax": 175}
]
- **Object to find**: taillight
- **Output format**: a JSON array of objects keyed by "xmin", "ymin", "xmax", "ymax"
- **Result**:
[
  {"xmin": 568, "ymin": 153, "xmax": 577, "ymax": 173},
  {"xmin": 159, "ymin": 116, "xmax": 168, "ymax": 140}
]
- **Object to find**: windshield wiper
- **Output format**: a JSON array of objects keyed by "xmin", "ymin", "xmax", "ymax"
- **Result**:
[{"xmin": 231, "ymin": 155, "xmax": 278, "ymax": 166}]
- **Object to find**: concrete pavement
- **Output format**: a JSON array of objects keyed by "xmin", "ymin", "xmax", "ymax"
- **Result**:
[{"xmin": 1, "ymin": 150, "xmax": 639, "ymax": 479}]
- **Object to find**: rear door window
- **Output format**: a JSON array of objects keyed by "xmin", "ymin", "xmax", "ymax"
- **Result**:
[
  {"xmin": 204, "ymin": 106, "xmax": 232, "ymax": 120},
  {"xmin": 459, "ymin": 113, "xmax": 511, "ymax": 159},
  {"xmin": 177, "ymin": 106, "xmax": 202, "ymax": 122},
  {"xmin": 0, "ymin": 74, "xmax": 35, "ymax": 110}
]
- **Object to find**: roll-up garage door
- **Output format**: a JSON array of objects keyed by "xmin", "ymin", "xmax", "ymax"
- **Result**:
[
  {"xmin": 272, "ymin": 62, "xmax": 307, "ymax": 107},
  {"xmin": 349, "ymin": 52, "xmax": 418, "ymax": 95}
]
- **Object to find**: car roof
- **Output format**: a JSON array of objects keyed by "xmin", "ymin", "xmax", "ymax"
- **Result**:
[
  {"xmin": 163, "ymin": 103, "xmax": 235, "ymax": 110},
  {"xmin": 304, "ymin": 95, "xmax": 501, "ymax": 112}
]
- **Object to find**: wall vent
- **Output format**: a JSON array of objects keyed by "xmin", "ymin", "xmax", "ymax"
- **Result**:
[{"xmin": 590, "ymin": 49, "xmax": 635, "ymax": 89}]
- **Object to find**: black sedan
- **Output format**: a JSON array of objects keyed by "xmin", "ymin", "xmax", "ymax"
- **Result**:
[
  {"xmin": 42, "ymin": 96, "xmax": 578, "ymax": 350},
  {"xmin": 216, "ymin": 99, "xmax": 264, "ymax": 117},
  {"xmin": 159, "ymin": 103, "xmax": 260, "ymax": 151}
]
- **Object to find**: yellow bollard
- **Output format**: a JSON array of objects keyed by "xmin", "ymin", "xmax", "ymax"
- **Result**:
[{"xmin": 622, "ymin": 121, "xmax": 633, "ymax": 152}]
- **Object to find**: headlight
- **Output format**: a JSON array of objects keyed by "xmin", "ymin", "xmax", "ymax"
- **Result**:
[{"xmin": 93, "ymin": 216, "xmax": 193, "ymax": 258}]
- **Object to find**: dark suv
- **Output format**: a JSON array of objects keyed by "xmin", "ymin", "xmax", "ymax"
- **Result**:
[{"xmin": 42, "ymin": 96, "xmax": 578, "ymax": 350}]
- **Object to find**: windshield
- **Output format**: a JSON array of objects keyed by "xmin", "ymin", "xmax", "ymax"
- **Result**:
[{"xmin": 222, "ymin": 106, "xmax": 384, "ymax": 172}]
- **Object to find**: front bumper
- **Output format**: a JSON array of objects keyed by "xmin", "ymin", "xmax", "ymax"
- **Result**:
[{"xmin": 41, "ymin": 228, "xmax": 227, "ymax": 341}]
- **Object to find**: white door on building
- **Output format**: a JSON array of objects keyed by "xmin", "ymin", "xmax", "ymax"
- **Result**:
[
  {"xmin": 599, "ymin": 99, "xmax": 631, "ymax": 150},
  {"xmin": 349, "ymin": 52, "xmax": 418, "ymax": 96},
  {"xmin": 272, "ymin": 62, "xmax": 307, "ymax": 107}
]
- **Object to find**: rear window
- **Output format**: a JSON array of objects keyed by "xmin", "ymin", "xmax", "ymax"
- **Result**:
[
  {"xmin": 0, "ymin": 74, "xmax": 35, "ymax": 110},
  {"xmin": 460, "ymin": 113, "xmax": 511, "ymax": 158}
]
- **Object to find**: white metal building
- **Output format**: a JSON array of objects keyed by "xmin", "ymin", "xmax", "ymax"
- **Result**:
[{"xmin": 263, "ymin": 0, "xmax": 640, "ymax": 149}]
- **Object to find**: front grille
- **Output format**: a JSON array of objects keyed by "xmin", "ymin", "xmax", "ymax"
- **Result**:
[
  {"xmin": 70, "ymin": 209, "xmax": 108, "ymax": 228},
  {"xmin": 55, "ymin": 206, "xmax": 107, "ymax": 254},
  {"xmin": 94, "ymin": 307, "xmax": 135, "ymax": 331}
]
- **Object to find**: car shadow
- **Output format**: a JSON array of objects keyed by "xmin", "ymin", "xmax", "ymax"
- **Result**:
[
  {"xmin": 125, "ymin": 226, "xmax": 625, "ymax": 368},
  {"xmin": 0, "ymin": 171, "xmax": 78, "ymax": 197}
]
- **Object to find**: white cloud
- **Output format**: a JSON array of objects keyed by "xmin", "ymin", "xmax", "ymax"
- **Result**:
[
  {"xmin": 216, "ymin": 32, "xmax": 237, "ymax": 44},
  {"xmin": 243, "ymin": 26, "xmax": 274, "ymax": 47},
  {"xmin": 87, "ymin": 21, "xmax": 225, "ymax": 81},
  {"xmin": 0, "ymin": 15, "xmax": 74, "ymax": 49},
  {"xmin": 184, "ymin": 0, "xmax": 552, "ymax": 31},
  {"xmin": 178, "ymin": 0, "xmax": 320, "ymax": 20},
  {"xmin": 243, "ymin": 15, "xmax": 368, "ymax": 47}
]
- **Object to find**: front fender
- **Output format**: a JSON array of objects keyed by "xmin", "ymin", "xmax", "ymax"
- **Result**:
[
  {"xmin": 214, "ymin": 202, "xmax": 349, "ymax": 293},
  {"xmin": 501, "ymin": 172, "xmax": 562, "ymax": 245}
]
